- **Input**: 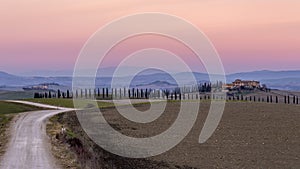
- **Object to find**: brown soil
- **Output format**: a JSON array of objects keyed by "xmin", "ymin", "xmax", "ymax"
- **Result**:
[{"xmin": 47, "ymin": 101, "xmax": 300, "ymax": 169}]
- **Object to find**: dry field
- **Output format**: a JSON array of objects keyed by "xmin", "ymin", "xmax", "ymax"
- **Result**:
[{"xmin": 48, "ymin": 101, "xmax": 300, "ymax": 169}]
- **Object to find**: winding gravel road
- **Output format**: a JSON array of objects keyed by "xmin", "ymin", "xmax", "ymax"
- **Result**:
[{"xmin": 0, "ymin": 100, "xmax": 73, "ymax": 169}]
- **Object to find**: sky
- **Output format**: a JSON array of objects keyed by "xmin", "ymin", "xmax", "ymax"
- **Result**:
[{"xmin": 0, "ymin": 0, "xmax": 300, "ymax": 75}]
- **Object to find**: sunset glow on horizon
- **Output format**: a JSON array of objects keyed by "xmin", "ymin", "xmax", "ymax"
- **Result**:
[{"xmin": 1, "ymin": 0, "xmax": 300, "ymax": 75}]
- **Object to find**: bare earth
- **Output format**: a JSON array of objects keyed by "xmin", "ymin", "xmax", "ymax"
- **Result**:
[
  {"xmin": 51, "ymin": 101, "xmax": 300, "ymax": 169},
  {"xmin": 0, "ymin": 101, "xmax": 73, "ymax": 169}
]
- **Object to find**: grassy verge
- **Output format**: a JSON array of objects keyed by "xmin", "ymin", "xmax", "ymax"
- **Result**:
[
  {"xmin": 47, "ymin": 114, "xmax": 80, "ymax": 169},
  {"xmin": 0, "ymin": 114, "xmax": 13, "ymax": 156},
  {"xmin": 24, "ymin": 98, "xmax": 115, "ymax": 108},
  {"xmin": 0, "ymin": 101, "xmax": 44, "ymax": 157},
  {"xmin": 24, "ymin": 98, "xmax": 75, "ymax": 108},
  {"xmin": 0, "ymin": 101, "xmax": 45, "ymax": 114}
]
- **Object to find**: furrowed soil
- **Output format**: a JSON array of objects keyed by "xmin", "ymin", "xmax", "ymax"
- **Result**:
[{"xmin": 47, "ymin": 101, "xmax": 300, "ymax": 169}]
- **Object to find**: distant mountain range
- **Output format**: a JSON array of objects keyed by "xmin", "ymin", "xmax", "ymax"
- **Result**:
[{"xmin": 1, "ymin": 70, "xmax": 300, "ymax": 91}]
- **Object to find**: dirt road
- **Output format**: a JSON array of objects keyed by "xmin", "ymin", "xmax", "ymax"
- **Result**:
[{"xmin": 0, "ymin": 101, "xmax": 73, "ymax": 169}]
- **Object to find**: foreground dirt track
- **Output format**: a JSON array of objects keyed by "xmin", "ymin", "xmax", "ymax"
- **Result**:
[
  {"xmin": 0, "ymin": 101, "xmax": 73, "ymax": 169},
  {"xmin": 54, "ymin": 101, "xmax": 300, "ymax": 169}
]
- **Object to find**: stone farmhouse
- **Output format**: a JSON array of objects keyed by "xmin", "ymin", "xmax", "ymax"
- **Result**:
[{"xmin": 223, "ymin": 79, "xmax": 260, "ymax": 90}]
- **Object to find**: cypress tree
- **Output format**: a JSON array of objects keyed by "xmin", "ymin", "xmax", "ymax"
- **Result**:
[
  {"xmin": 102, "ymin": 88, "xmax": 105, "ymax": 98},
  {"xmin": 141, "ymin": 89, "xmax": 144, "ymax": 98},
  {"xmin": 58, "ymin": 89, "xmax": 61, "ymax": 98},
  {"xmin": 34, "ymin": 92, "xmax": 39, "ymax": 98},
  {"xmin": 293, "ymin": 96, "xmax": 296, "ymax": 104},
  {"xmin": 284, "ymin": 96, "xmax": 287, "ymax": 104},
  {"xmin": 145, "ymin": 89, "xmax": 148, "ymax": 99},
  {"xmin": 132, "ymin": 88, "xmax": 135, "ymax": 99}
]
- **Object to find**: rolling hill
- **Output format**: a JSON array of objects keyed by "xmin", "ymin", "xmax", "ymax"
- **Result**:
[{"xmin": 1, "ymin": 70, "xmax": 300, "ymax": 91}]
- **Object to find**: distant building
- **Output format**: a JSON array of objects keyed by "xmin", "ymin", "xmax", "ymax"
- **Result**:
[
  {"xmin": 223, "ymin": 79, "xmax": 260, "ymax": 90},
  {"xmin": 23, "ymin": 85, "xmax": 48, "ymax": 91}
]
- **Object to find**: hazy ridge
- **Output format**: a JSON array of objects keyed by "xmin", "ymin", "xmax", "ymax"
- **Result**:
[{"xmin": 1, "ymin": 70, "xmax": 300, "ymax": 91}]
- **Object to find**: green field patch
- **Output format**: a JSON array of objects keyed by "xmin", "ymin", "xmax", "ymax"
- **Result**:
[
  {"xmin": 24, "ymin": 98, "xmax": 115, "ymax": 108},
  {"xmin": 0, "ymin": 101, "xmax": 43, "ymax": 115}
]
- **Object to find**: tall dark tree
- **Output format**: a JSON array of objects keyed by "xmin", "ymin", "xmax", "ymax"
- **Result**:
[
  {"xmin": 293, "ymin": 96, "xmax": 296, "ymax": 104},
  {"xmin": 34, "ymin": 92, "xmax": 40, "ymax": 98},
  {"xmin": 102, "ymin": 88, "xmax": 105, "ymax": 98},
  {"xmin": 57, "ymin": 89, "xmax": 61, "ymax": 98},
  {"xmin": 124, "ymin": 88, "xmax": 126, "ymax": 98},
  {"xmin": 132, "ymin": 88, "xmax": 135, "ymax": 99},
  {"xmin": 164, "ymin": 89, "xmax": 170, "ymax": 99},
  {"xmin": 128, "ymin": 89, "xmax": 131, "ymax": 98},
  {"xmin": 284, "ymin": 96, "xmax": 287, "ymax": 104},
  {"xmin": 145, "ymin": 89, "xmax": 148, "ymax": 99},
  {"xmin": 75, "ymin": 90, "xmax": 78, "ymax": 98},
  {"xmin": 89, "ymin": 89, "xmax": 91, "ymax": 98},
  {"xmin": 67, "ymin": 90, "xmax": 70, "ymax": 98},
  {"xmin": 48, "ymin": 91, "xmax": 52, "ymax": 98}
]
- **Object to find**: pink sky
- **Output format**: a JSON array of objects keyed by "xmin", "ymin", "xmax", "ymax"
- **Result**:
[{"xmin": 1, "ymin": 0, "xmax": 300, "ymax": 75}]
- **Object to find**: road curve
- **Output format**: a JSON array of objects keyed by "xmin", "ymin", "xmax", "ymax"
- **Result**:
[{"xmin": 0, "ymin": 101, "xmax": 73, "ymax": 169}]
